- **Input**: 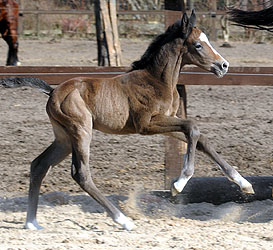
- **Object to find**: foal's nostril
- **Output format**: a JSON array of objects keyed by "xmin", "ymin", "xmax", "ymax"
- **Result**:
[{"xmin": 222, "ymin": 62, "xmax": 228, "ymax": 70}]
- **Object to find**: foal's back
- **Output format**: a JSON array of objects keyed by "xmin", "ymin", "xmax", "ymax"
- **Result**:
[{"xmin": 47, "ymin": 73, "xmax": 142, "ymax": 135}]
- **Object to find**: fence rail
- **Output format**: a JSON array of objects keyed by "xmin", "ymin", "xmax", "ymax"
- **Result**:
[
  {"xmin": 18, "ymin": 9, "xmax": 225, "ymax": 16},
  {"xmin": 1, "ymin": 66, "xmax": 272, "ymax": 188},
  {"xmin": 19, "ymin": 9, "xmax": 165, "ymax": 15},
  {"xmin": 1, "ymin": 66, "xmax": 273, "ymax": 85}
]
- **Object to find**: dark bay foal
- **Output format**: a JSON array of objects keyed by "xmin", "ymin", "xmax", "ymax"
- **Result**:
[{"xmin": 0, "ymin": 11, "xmax": 254, "ymax": 231}]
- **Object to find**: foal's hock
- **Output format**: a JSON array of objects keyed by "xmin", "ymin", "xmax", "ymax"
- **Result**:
[{"xmin": 0, "ymin": 11, "xmax": 254, "ymax": 231}]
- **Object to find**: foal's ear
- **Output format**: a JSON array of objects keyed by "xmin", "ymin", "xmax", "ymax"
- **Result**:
[
  {"xmin": 189, "ymin": 9, "xmax": 196, "ymax": 28},
  {"xmin": 181, "ymin": 12, "xmax": 189, "ymax": 35},
  {"xmin": 181, "ymin": 10, "xmax": 196, "ymax": 38}
]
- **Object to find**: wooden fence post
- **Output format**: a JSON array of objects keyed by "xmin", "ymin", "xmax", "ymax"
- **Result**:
[
  {"xmin": 209, "ymin": 0, "xmax": 217, "ymax": 41},
  {"xmin": 109, "ymin": 0, "xmax": 122, "ymax": 66},
  {"xmin": 35, "ymin": 3, "xmax": 40, "ymax": 37},
  {"xmin": 94, "ymin": 0, "xmax": 108, "ymax": 66},
  {"xmin": 164, "ymin": 1, "xmax": 187, "ymax": 189},
  {"xmin": 95, "ymin": 0, "xmax": 122, "ymax": 66},
  {"xmin": 165, "ymin": 85, "xmax": 187, "ymax": 189}
]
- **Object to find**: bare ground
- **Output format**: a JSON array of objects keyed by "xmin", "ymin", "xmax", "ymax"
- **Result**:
[{"xmin": 0, "ymin": 38, "xmax": 273, "ymax": 249}]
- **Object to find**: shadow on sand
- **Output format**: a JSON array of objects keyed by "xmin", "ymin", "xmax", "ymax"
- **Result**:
[{"xmin": 1, "ymin": 188, "xmax": 273, "ymax": 224}]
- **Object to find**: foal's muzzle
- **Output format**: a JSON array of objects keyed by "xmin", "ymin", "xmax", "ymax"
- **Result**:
[{"xmin": 211, "ymin": 60, "xmax": 229, "ymax": 78}]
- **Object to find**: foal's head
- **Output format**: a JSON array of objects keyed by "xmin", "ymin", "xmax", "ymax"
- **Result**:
[{"xmin": 182, "ymin": 11, "xmax": 229, "ymax": 78}]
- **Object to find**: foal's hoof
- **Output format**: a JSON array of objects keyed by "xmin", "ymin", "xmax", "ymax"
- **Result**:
[
  {"xmin": 171, "ymin": 182, "xmax": 180, "ymax": 197},
  {"xmin": 241, "ymin": 184, "xmax": 255, "ymax": 194},
  {"xmin": 115, "ymin": 213, "xmax": 135, "ymax": 231},
  {"xmin": 239, "ymin": 178, "xmax": 255, "ymax": 194},
  {"xmin": 25, "ymin": 221, "xmax": 44, "ymax": 230},
  {"xmin": 122, "ymin": 219, "xmax": 135, "ymax": 231}
]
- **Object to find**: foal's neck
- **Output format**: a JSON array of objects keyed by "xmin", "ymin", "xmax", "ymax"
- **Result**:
[{"xmin": 147, "ymin": 39, "xmax": 184, "ymax": 88}]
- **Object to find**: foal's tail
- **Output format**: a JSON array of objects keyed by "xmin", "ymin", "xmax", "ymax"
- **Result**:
[{"xmin": 0, "ymin": 77, "xmax": 53, "ymax": 96}]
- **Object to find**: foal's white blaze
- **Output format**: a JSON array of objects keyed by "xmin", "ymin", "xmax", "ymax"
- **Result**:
[{"xmin": 199, "ymin": 32, "xmax": 228, "ymax": 65}]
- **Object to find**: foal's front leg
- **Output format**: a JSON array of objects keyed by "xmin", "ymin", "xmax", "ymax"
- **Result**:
[
  {"xmin": 139, "ymin": 115, "xmax": 200, "ymax": 195},
  {"xmin": 166, "ymin": 132, "xmax": 254, "ymax": 194},
  {"xmin": 170, "ymin": 128, "xmax": 200, "ymax": 196},
  {"xmin": 197, "ymin": 134, "xmax": 254, "ymax": 194},
  {"xmin": 63, "ymin": 90, "xmax": 134, "ymax": 230}
]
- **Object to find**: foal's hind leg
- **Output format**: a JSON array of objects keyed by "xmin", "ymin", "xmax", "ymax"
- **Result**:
[
  {"xmin": 25, "ymin": 124, "xmax": 71, "ymax": 230},
  {"xmin": 63, "ymin": 92, "xmax": 134, "ymax": 230},
  {"xmin": 166, "ymin": 132, "xmax": 254, "ymax": 195},
  {"xmin": 70, "ymin": 135, "xmax": 134, "ymax": 230}
]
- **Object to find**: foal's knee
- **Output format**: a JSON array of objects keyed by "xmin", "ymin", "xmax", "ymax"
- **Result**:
[{"xmin": 184, "ymin": 120, "xmax": 200, "ymax": 141}]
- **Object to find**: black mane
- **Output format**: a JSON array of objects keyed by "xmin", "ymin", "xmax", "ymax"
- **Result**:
[{"xmin": 130, "ymin": 19, "xmax": 186, "ymax": 71}]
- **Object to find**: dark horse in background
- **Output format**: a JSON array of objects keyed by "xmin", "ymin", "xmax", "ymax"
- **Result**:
[
  {"xmin": 228, "ymin": 5, "xmax": 273, "ymax": 33},
  {"xmin": 0, "ymin": 0, "xmax": 20, "ymax": 65}
]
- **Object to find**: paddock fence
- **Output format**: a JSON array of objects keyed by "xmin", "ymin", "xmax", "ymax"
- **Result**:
[
  {"xmin": 1, "ymin": 66, "xmax": 272, "ymax": 188},
  {"xmin": 17, "ymin": 9, "xmax": 227, "ymax": 39}
]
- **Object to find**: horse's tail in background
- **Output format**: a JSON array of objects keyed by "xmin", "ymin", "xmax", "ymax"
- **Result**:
[
  {"xmin": 228, "ymin": 5, "xmax": 273, "ymax": 31},
  {"xmin": 0, "ymin": 77, "xmax": 53, "ymax": 96}
]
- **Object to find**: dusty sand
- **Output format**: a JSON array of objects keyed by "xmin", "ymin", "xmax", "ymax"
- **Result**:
[{"xmin": 0, "ymin": 37, "xmax": 273, "ymax": 249}]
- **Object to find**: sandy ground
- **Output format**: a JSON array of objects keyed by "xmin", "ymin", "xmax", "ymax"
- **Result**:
[{"xmin": 0, "ymin": 37, "xmax": 273, "ymax": 249}]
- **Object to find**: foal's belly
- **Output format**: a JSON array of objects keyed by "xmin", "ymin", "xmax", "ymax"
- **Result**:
[{"xmin": 91, "ymin": 91, "xmax": 134, "ymax": 134}]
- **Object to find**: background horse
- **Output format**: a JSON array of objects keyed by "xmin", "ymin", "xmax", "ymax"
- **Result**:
[
  {"xmin": 228, "ymin": 5, "xmax": 273, "ymax": 33},
  {"xmin": 0, "ymin": 0, "xmax": 19, "ymax": 65},
  {"xmin": 0, "ymin": 11, "xmax": 254, "ymax": 231}
]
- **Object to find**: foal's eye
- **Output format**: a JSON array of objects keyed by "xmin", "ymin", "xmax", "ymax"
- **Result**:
[{"xmin": 194, "ymin": 43, "xmax": 203, "ymax": 50}]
